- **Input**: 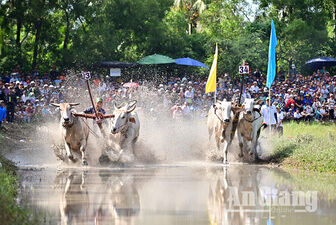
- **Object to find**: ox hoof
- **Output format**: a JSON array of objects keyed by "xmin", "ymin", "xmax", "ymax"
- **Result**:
[
  {"xmin": 82, "ymin": 159, "xmax": 88, "ymax": 166},
  {"xmin": 68, "ymin": 155, "xmax": 77, "ymax": 162}
]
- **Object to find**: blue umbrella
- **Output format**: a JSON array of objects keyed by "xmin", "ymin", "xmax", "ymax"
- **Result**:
[
  {"xmin": 175, "ymin": 57, "xmax": 209, "ymax": 69},
  {"xmin": 305, "ymin": 57, "xmax": 336, "ymax": 69}
]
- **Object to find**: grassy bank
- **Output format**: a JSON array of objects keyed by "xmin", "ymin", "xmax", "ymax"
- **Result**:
[
  {"xmin": 270, "ymin": 122, "xmax": 336, "ymax": 173},
  {"xmin": 0, "ymin": 124, "xmax": 39, "ymax": 225}
]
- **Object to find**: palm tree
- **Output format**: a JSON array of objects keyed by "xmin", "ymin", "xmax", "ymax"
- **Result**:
[{"xmin": 173, "ymin": 0, "xmax": 206, "ymax": 35}]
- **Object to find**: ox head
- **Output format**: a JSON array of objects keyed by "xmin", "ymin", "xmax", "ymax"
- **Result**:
[
  {"xmin": 215, "ymin": 100, "xmax": 232, "ymax": 123},
  {"xmin": 242, "ymin": 98, "xmax": 254, "ymax": 115},
  {"xmin": 51, "ymin": 103, "xmax": 80, "ymax": 126},
  {"xmin": 110, "ymin": 100, "xmax": 137, "ymax": 134}
]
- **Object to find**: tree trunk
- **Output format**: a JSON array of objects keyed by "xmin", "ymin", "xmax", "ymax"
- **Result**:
[
  {"xmin": 32, "ymin": 19, "xmax": 42, "ymax": 70},
  {"xmin": 62, "ymin": 11, "xmax": 71, "ymax": 66},
  {"xmin": 16, "ymin": 19, "xmax": 21, "ymax": 48},
  {"xmin": 188, "ymin": 23, "xmax": 192, "ymax": 35},
  {"xmin": 16, "ymin": 18, "xmax": 22, "ymax": 63},
  {"xmin": 63, "ymin": 11, "xmax": 70, "ymax": 50}
]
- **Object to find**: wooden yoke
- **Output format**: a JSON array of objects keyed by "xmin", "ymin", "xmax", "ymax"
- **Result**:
[{"xmin": 73, "ymin": 113, "xmax": 115, "ymax": 119}]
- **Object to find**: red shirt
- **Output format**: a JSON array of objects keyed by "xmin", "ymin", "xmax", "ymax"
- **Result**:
[{"xmin": 285, "ymin": 98, "xmax": 296, "ymax": 108}]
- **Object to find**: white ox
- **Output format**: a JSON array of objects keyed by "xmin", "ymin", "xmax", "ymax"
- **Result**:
[
  {"xmin": 207, "ymin": 101, "xmax": 233, "ymax": 163},
  {"xmin": 106, "ymin": 100, "xmax": 140, "ymax": 163},
  {"xmin": 52, "ymin": 103, "xmax": 89, "ymax": 165},
  {"xmin": 236, "ymin": 98, "xmax": 264, "ymax": 160}
]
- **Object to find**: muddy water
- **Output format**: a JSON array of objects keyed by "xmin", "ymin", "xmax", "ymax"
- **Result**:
[{"xmin": 17, "ymin": 163, "xmax": 336, "ymax": 225}]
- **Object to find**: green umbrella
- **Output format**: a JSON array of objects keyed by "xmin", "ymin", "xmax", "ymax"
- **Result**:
[{"xmin": 137, "ymin": 54, "xmax": 175, "ymax": 65}]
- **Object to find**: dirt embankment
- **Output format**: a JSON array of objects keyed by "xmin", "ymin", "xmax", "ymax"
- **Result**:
[{"xmin": 0, "ymin": 123, "xmax": 36, "ymax": 169}]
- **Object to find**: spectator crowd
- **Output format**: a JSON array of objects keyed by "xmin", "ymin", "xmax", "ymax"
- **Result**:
[{"xmin": 0, "ymin": 65, "xmax": 335, "ymax": 129}]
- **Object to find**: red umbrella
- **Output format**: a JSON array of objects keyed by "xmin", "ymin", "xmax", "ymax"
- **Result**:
[{"xmin": 123, "ymin": 82, "xmax": 140, "ymax": 88}]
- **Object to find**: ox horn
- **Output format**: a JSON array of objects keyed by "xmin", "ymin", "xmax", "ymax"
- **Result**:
[
  {"xmin": 69, "ymin": 103, "xmax": 80, "ymax": 107},
  {"xmin": 127, "ymin": 100, "xmax": 137, "ymax": 113},
  {"xmin": 51, "ymin": 103, "xmax": 60, "ymax": 107},
  {"xmin": 113, "ymin": 102, "xmax": 121, "ymax": 109}
]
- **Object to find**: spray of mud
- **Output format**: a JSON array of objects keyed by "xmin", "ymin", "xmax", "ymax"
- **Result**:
[{"xmin": 9, "ymin": 71, "xmax": 273, "ymax": 168}]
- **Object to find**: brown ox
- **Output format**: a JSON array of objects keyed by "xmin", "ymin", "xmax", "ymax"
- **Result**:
[{"xmin": 52, "ymin": 103, "xmax": 89, "ymax": 165}]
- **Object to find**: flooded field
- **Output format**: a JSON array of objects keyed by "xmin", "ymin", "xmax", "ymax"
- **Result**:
[{"xmin": 16, "ymin": 163, "xmax": 336, "ymax": 225}]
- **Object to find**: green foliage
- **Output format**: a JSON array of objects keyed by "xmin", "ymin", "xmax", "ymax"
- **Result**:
[
  {"xmin": 271, "ymin": 122, "xmax": 336, "ymax": 173},
  {"xmin": 0, "ymin": 168, "xmax": 39, "ymax": 225},
  {"xmin": 0, "ymin": 0, "xmax": 334, "ymax": 75}
]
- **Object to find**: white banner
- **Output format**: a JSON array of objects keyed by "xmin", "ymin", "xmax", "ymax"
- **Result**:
[{"xmin": 110, "ymin": 68, "xmax": 121, "ymax": 77}]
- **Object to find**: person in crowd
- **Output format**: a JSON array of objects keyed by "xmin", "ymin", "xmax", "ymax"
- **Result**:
[
  {"xmin": 6, "ymin": 87, "xmax": 17, "ymax": 122},
  {"xmin": 49, "ymin": 65, "xmax": 59, "ymax": 82},
  {"xmin": 275, "ymin": 106, "xmax": 284, "ymax": 136},
  {"xmin": 261, "ymin": 98, "xmax": 277, "ymax": 130},
  {"xmin": 0, "ymin": 100, "xmax": 6, "ymax": 127},
  {"xmin": 172, "ymin": 103, "xmax": 183, "ymax": 120},
  {"xmin": 25, "ymin": 103, "xmax": 35, "ymax": 123},
  {"xmin": 182, "ymin": 102, "xmax": 191, "ymax": 119},
  {"xmin": 327, "ymin": 93, "xmax": 335, "ymax": 120}
]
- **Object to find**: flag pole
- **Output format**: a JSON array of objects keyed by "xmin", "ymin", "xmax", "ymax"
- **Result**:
[
  {"xmin": 214, "ymin": 89, "xmax": 216, "ymax": 104},
  {"xmin": 214, "ymin": 43, "xmax": 217, "ymax": 104},
  {"xmin": 269, "ymin": 87, "xmax": 272, "ymax": 133},
  {"xmin": 205, "ymin": 43, "xmax": 218, "ymax": 104}
]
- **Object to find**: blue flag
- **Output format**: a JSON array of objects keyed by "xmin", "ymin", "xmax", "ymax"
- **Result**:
[
  {"xmin": 267, "ymin": 219, "xmax": 274, "ymax": 225},
  {"xmin": 266, "ymin": 20, "xmax": 277, "ymax": 88}
]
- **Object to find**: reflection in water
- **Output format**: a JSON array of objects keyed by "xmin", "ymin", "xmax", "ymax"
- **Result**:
[
  {"xmin": 95, "ymin": 170, "xmax": 140, "ymax": 225},
  {"xmin": 55, "ymin": 170, "xmax": 90, "ymax": 225},
  {"xmin": 207, "ymin": 166, "xmax": 264, "ymax": 225},
  {"xmin": 17, "ymin": 165, "xmax": 336, "ymax": 225},
  {"xmin": 53, "ymin": 169, "xmax": 141, "ymax": 225}
]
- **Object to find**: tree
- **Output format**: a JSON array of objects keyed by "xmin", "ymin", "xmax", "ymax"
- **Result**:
[{"xmin": 173, "ymin": 0, "xmax": 206, "ymax": 35}]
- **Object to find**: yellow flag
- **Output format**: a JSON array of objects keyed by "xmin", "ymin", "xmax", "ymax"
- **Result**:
[{"xmin": 205, "ymin": 43, "xmax": 218, "ymax": 93}]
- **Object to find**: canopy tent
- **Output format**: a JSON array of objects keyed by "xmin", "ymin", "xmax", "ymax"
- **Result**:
[
  {"xmin": 137, "ymin": 54, "xmax": 175, "ymax": 65},
  {"xmin": 175, "ymin": 57, "xmax": 209, "ymax": 69},
  {"xmin": 305, "ymin": 57, "xmax": 336, "ymax": 69}
]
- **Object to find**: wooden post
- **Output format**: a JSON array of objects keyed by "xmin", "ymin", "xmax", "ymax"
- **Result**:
[
  {"xmin": 238, "ymin": 73, "xmax": 245, "ymax": 106},
  {"xmin": 86, "ymin": 79, "xmax": 106, "ymax": 137}
]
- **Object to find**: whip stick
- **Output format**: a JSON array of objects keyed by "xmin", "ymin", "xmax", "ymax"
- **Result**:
[{"xmin": 86, "ymin": 79, "xmax": 106, "ymax": 136}]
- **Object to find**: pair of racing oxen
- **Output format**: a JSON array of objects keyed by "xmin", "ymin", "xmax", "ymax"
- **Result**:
[
  {"xmin": 207, "ymin": 98, "xmax": 265, "ymax": 163},
  {"xmin": 52, "ymin": 100, "xmax": 140, "ymax": 166}
]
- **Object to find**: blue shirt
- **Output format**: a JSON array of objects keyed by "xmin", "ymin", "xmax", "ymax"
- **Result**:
[
  {"xmin": 83, "ymin": 107, "xmax": 106, "ymax": 115},
  {"xmin": 0, "ymin": 106, "xmax": 7, "ymax": 121}
]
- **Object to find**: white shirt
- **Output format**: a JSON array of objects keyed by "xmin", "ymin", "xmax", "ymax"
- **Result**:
[
  {"xmin": 321, "ymin": 88, "xmax": 329, "ymax": 98},
  {"xmin": 328, "ymin": 98, "xmax": 335, "ymax": 109},
  {"xmin": 276, "ymin": 111, "xmax": 284, "ymax": 127},
  {"xmin": 184, "ymin": 90, "xmax": 194, "ymax": 99},
  {"xmin": 250, "ymin": 85, "xmax": 259, "ymax": 93},
  {"xmin": 261, "ymin": 105, "xmax": 277, "ymax": 125},
  {"xmin": 306, "ymin": 107, "xmax": 314, "ymax": 114},
  {"xmin": 294, "ymin": 112, "xmax": 301, "ymax": 119}
]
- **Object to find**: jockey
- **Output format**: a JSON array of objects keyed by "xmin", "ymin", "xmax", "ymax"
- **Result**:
[{"xmin": 83, "ymin": 97, "xmax": 106, "ymax": 123}]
